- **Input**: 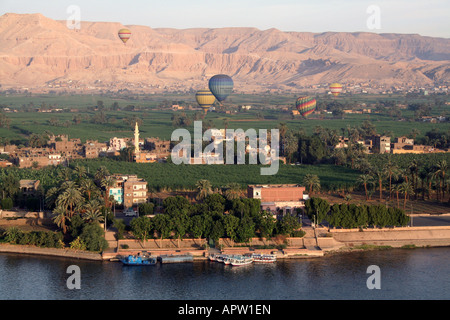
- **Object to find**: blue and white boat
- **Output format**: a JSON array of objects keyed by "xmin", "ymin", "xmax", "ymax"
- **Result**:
[{"xmin": 120, "ymin": 254, "xmax": 157, "ymax": 266}]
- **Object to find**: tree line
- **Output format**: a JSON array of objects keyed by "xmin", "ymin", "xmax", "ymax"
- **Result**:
[
  {"xmin": 305, "ymin": 197, "xmax": 410, "ymax": 229},
  {"xmin": 130, "ymin": 194, "xmax": 304, "ymax": 245}
]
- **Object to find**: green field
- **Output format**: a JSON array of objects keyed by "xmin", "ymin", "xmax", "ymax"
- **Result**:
[
  {"xmin": 1, "ymin": 93, "xmax": 449, "ymax": 144},
  {"xmin": 72, "ymin": 158, "xmax": 362, "ymax": 191}
]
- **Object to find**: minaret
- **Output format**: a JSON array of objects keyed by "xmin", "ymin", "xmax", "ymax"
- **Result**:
[{"xmin": 134, "ymin": 121, "xmax": 140, "ymax": 155}]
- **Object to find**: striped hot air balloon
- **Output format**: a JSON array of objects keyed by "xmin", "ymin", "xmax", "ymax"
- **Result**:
[
  {"xmin": 208, "ymin": 74, "xmax": 233, "ymax": 103},
  {"xmin": 118, "ymin": 28, "xmax": 131, "ymax": 44},
  {"xmin": 195, "ymin": 89, "xmax": 216, "ymax": 114},
  {"xmin": 329, "ymin": 83, "xmax": 343, "ymax": 97},
  {"xmin": 296, "ymin": 96, "xmax": 316, "ymax": 118}
]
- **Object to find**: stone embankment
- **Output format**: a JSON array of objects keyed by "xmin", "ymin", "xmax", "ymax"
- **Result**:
[
  {"xmin": 2, "ymin": 224, "xmax": 450, "ymax": 262},
  {"xmin": 327, "ymin": 226, "xmax": 450, "ymax": 249},
  {"xmin": 0, "ymin": 244, "xmax": 103, "ymax": 261}
]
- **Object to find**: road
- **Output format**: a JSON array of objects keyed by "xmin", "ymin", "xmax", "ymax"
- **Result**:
[{"xmin": 410, "ymin": 215, "xmax": 450, "ymax": 227}]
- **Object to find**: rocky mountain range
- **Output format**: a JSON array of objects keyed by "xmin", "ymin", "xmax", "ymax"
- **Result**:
[{"xmin": 0, "ymin": 13, "xmax": 449, "ymax": 93}]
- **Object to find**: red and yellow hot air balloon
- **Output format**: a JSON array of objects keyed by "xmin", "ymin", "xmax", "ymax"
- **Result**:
[
  {"xmin": 296, "ymin": 96, "xmax": 316, "ymax": 118},
  {"xmin": 195, "ymin": 89, "xmax": 216, "ymax": 114},
  {"xmin": 118, "ymin": 28, "xmax": 131, "ymax": 44},
  {"xmin": 329, "ymin": 83, "xmax": 343, "ymax": 97}
]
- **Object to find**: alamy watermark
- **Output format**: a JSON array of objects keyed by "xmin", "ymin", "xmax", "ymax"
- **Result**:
[
  {"xmin": 66, "ymin": 265, "xmax": 81, "ymax": 289},
  {"xmin": 66, "ymin": 5, "xmax": 81, "ymax": 30},
  {"xmin": 366, "ymin": 265, "xmax": 381, "ymax": 290},
  {"xmin": 171, "ymin": 121, "xmax": 280, "ymax": 175},
  {"xmin": 366, "ymin": 5, "xmax": 381, "ymax": 30}
]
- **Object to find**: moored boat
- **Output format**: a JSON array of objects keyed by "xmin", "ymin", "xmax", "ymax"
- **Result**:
[
  {"xmin": 251, "ymin": 253, "xmax": 277, "ymax": 263},
  {"xmin": 223, "ymin": 255, "xmax": 241, "ymax": 265},
  {"xmin": 230, "ymin": 256, "xmax": 253, "ymax": 266},
  {"xmin": 120, "ymin": 254, "xmax": 157, "ymax": 266}
]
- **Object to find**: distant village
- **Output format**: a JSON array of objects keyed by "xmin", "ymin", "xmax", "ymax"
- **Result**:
[{"xmin": 0, "ymin": 118, "xmax": 448, "ymax": 171}]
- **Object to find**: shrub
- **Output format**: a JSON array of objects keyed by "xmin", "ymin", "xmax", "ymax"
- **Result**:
[
  {"xmin": 138, "ymin": 203, "xmax": 154, "ymax": 215},
  {"xmin": 79, "ymin": 223, "xmax": 109, "ymax": 252},
  {"xmin": 113, "ymin": 218, "xmax": 126, "ymax": 240},
  {"xmin": 1, "ymin": 198, "xmax": 13, "ymax": 210},
  {"xmin": 5, "ymin": 227, "xmax": 23, "ymax": 244},
  {"xmin": 70, "ymin": 237, "xmax": 87, "ymax": 250}
]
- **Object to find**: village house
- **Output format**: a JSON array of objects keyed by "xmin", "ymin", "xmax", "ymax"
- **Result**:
[
  {"xmin": 108, "ymin": 174, "xmax": 148, "ymax": 209},
  {"xmin": 247, "ymin": 184, "xmax": 308, "ymax": 219},
  {"xmin": 19, "ymin": 180, "xmax": 40, "ymax": 196},
  {"xmin": 83, "ymin": 140, "xmax": 108, "ymax": 158}
]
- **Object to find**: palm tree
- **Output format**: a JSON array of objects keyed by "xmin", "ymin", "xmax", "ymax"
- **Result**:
[
  {"xmin": 434, "ymin": 160, "xmax": 448, "ymax": 201},
  {"xmin": 392, "ymin": 184, "xmax": 401, "ymax": 208},
  {"xmin": 303, "ymin": 174, "xmax": 321, "ymax": 196},
  {"xmin": 73, "ymin": 165, "xmax": 87, "ymax": 181},
  {"xmin": 357, "ymin": 174, "xmax": 374, "ymax": 201},
  {"xmin": 409, "ymin": 158, "xmax": 420, "ymax": 195},
  {"xmin": 56, "ymin": 187, "xmax": 84, "ymax": 218},
  {"xmin": 409, "ymin": 128, "xmax": 420, "ymax": 139},
  {"xmin": 384, "ymin": 159, "xmax": 399, "ymax": 198},
  {"xmin": 52, "ymin": 206, "xmax": 70, "ymax": 234},
  {"xmin": 57, "ymin": 167, "xmax": 72, "ymax": 181},
  {"xmin": 427, "ymin": 170, "xmax": 435, "ymax": 200},
  {"xmin": 398, "ymin": 181, "xmax": 414, "ymax": 210},
  {"xmin": 196, "ymin": 179, "xmax": 213, "ymax": 201},
  {"xmin": 95, "ymin": 166, "xmax": 110, "ymax": 186},
  {"xmin": 223, "ymin": 183, "xmax": 243, "ymax": 200},
  {"xmin": 45, "ymin": 187, "xmax": 59, "ymax": 209},
  {"xmin": 371, "ymin": 168, "xmax": 385, "ymax": 201},
  {"xmin": 79, "ymin": 179, "xmax": 98, "ymax": 201},
  {"xmin": 418, "ymin": 168, "xmax": 428, "ymax": 200},
  {"xmin": 101, "ymin": 176, "xmax": 116, "ymax": 209},
  {"xmin": 82, "ymin": 200, "xmax": 104, "ymax": 224}
]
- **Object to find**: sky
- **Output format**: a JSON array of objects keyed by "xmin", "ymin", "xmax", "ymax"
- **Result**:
[{"xmin": 1, "ymin": 0, "xmax": 449, "ymax": 38}]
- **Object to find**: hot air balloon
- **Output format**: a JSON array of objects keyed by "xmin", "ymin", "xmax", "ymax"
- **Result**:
[
  {"xmin": 329, "ymin": 83, "xmax": 343, "ymax": 97},
  {"xmin": 195, "ymin": 89, "xmax": 216, "ymax": 114},
  {"xmin": 296, "ymin": 96, "xmax": 316, "ymax": 118},
  {"xmin": 208, "ymin": 74, "xmax": 233, "ymax": 104},
  {"xmin": 118, "ymin": 28, "xmax": 131, "ymax": 44}
]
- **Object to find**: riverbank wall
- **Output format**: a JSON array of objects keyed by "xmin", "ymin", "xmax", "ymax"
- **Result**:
[
  {"xmin": 0, "ymin": 244, "xmax": 103, "ymax": 261},
  {"xmin": 2, "ymin": 226, "xmax": 450, "ymax": 262},
  {"xmin": 327, "ymin": 226, "xmax": 450, "ymax": 249}
]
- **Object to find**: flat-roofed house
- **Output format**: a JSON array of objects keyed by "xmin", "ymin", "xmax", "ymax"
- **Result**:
[{"xmin": 247, "ymin": 184, "xmax": 307, "ymax": 218}]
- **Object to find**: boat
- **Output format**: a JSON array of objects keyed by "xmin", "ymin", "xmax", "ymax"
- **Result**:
[
  {"xmin": 251, "ymin": 253, "xmax": 277, "ymax": 263},
  {"xmin": 214, "ymin": 254, "xmax": 226, "ymax": 263},
  {"xmin": 230, "ymin": 255, "xmax": 253, "ymax": 266},
  {"xmin": 223, "ymin": 255, "xmax": 241, "ymax": 265},
  {"xmin": 208, "ymin": 253, "xmax": 225, "ymax": 262},
  {"xmin": 120, "ymin": 254, "xmax": 157, "ymax": 266}
]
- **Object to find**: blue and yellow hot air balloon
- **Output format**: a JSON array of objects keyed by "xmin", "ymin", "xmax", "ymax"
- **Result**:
[
  {"xmin": 208, "ymin": 74, "xmax": 233, "ymax": 104},
  {"xmin": 195, "ymin": 89, "xmax": 216, "ymax": 114},
  {"xmin": 118, "ymin": 28, "xmax": 131, "ymax": 44},
  {"xmin": 296, "ymin": 96, "xmax": 316, "ymax": 118}
]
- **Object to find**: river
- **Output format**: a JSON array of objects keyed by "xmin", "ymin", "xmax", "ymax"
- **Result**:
[{"xmin": 0, "ymin": 247, "xmax": 449, "ymax": 300}]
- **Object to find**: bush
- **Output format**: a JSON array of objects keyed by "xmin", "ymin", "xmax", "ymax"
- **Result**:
[
  {"xmin": 5, "ymin": 227, "xmax": 23, "ymax": 244},
  {"xmin": 79, "ymin": 223, "xmax": 109, "ymax": 252},
  {"xmin": 113, "ymin": 218, "xmax": 126, "ymax": 240},
  {"xmin": 70, "ymin": 237, "xmax": 87, "ymax": 250},
  {"xmin": 8, "ymin": 230, "xmax": 63, "ymax": 248},
  {"xmin": 1, "ymin": 198, "xmax": 13, "ymax": 210},
  {"xmin": 138, "ymin": 203, "xmax": 154, "ymax": 215},
  {"xmin": 291, "ymin": 230, "xmax": 306, "ymax": 238}
]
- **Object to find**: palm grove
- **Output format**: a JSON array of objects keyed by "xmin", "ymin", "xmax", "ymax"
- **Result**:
[{"xmin": 1, "ymin": 120, "xmax": 449, "ymax": 251}]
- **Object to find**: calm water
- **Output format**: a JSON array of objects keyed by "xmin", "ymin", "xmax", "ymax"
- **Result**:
[{"xmin": 0, "ymin": 247, "xmax": 449, "ymax": 300}]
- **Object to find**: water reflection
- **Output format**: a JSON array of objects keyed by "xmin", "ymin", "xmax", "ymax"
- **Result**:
[{"xmin": 1, "ymin": 248, "xmax": 449, "ymax": 300}]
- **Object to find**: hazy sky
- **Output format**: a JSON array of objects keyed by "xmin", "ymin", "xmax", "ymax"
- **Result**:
[{"xmin": 1, "ymin": 0, "xmax": 449, "ymax": 38}]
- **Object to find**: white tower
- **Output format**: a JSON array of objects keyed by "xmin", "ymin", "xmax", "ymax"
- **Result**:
[{"xmin": 134, "ymin": 121, "xmax": 140, "ymax": 155}]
